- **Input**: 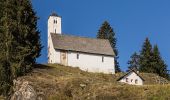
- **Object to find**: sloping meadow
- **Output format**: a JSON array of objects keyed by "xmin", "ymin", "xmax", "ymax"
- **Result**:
[{"xmin": 11, "ymin": 64, "xmax": 170, "ymax": 100}]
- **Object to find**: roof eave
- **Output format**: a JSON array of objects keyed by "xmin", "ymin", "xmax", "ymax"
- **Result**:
[{"xmin": 54, "ymin": 48, "xmax": 115, "ymax": 57}]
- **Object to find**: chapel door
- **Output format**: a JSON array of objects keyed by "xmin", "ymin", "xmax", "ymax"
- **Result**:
[{"xmin": 60, "ymin": 51, "xmax": 68, "ymax": 66}]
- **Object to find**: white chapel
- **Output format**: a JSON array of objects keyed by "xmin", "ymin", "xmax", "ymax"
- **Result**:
[{"xmin": 47, "ymin": 13, "xmax": 115, "ymax": 74}]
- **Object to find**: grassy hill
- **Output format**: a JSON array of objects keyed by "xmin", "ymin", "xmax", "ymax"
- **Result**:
[{"xmin": 9, "ymin": 64, "xmax": 170, "ymax": 100}]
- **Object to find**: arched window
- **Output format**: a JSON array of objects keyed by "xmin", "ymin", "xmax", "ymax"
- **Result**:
[
  {"xmin": 55, "ymin": 29, "xmax": 56, "ymax": 33},
  {"xmin": 54, "ymin": 20, "xmax": 57, "ymax": 24},
  {"xmin": 135, "ymin": 79, "xmax": 138, "ymax": 84}
]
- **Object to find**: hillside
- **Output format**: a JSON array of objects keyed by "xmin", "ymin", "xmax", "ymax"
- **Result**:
[{"xmin": 7, "ymin": 64, "xmax": 170, "ymax": 100}]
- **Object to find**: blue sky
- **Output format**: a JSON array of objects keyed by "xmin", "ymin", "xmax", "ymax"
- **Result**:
[{"xmin": 32, "ymin": 0, "xmax": 170, "ymax": 71}]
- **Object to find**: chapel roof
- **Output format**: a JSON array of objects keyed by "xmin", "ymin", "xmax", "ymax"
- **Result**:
[{"xmin": 51, "ymin": 33, "xmax": 115, "ymax": 56}]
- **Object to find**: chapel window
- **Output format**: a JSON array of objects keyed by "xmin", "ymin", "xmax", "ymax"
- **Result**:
[
  {"xmin": 102, "ymin": 56, "xmax": 104, "ymax": 62},
  {"xmin": 126, "ymin": 78, "xmax": 128, "ymax": 82},
  {"xmin": 77, "ymin": 53, "xmax": 79, "ymax": 59},
  {"xmin": 54, "ymin": 20, "xmax": 57, "ymax": 24}
]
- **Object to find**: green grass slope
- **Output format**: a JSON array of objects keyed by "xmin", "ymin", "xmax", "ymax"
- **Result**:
[{"xmin": 15, "ymin": 64, "xmax": 170, "ymax": 100}]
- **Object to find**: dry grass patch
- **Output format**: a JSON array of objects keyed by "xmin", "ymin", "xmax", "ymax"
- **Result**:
[
  {"xmin": 16, "ymin": 64, "xmax": 170, "ymax": 100},
  {"xmin": 0, "ymin": 96, "xmax": 5, "ymax": 100}
]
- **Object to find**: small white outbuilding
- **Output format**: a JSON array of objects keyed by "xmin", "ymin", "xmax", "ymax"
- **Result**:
[{"xmin": 117, "ymin": 70, "xmax": 145, "ymax": 85}]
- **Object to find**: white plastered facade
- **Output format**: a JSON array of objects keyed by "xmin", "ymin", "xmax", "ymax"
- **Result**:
[
  {"xmin": 119, "ymin": 72, "xmax": 144, "ymax": 85},
  {"xmin": 47, "ymin": 14, "xmax": 115, "ymax": 74}
]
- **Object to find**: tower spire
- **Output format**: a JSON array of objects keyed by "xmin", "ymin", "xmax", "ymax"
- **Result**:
[{"xmin": 50, "ymin": 11, "xmax": 59, "ymax": 17}]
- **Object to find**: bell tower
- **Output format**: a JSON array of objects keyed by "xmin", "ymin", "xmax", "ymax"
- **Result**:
[
  {"xmin": 48, "ymin": 12, "xmax": 62, "ymax": 63},
  {"xmin": 48, "ymin": 12, "xmax": 62, "ymax": 37}
]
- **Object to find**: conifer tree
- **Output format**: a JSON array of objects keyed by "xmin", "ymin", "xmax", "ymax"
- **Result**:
[
  {"xmin": 97, "ymin": 21, "xmax": 121, "ymax": 72},
  {"xmin": 0, "ymin": 0, "xmax": 15, "ymax": 95},
  {"xmin": 152, "ymin": 45, "xmax": 169, "ymax": 79},
  {"xmin": 97, "ymin": 21, "xmax": 109, "ymax": 39},
  {"xmin": 0, "ymin": 0, "xmax": 42, "ymax": 95},
  {"xmin": 11, "ymin": 0, "xmax": 42, "ymax": 76},
  {"xmin": 127, "ymin": 52, "xmax": 140, "ymax": 71},
  {"xmin": 139, "ymin": 38, "xmax": 153, "ymax": 72},
  {"xmin": 139, "ymin": 38, "xmax": 169, "ymax": 79}
]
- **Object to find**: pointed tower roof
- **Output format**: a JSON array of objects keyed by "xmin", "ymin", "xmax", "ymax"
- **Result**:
[{"xmin": 50, "ymin": 12, "xmax": 60, "ymax": 17}]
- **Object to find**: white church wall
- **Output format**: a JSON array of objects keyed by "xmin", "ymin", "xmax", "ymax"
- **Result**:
[
  {"xmin": 67, "ymin": 51, "xmax": 115, "ymax": 74},
  {"xmin": 119, "ymin": 72, "xmax": 143, "ymax": 85},
  {"xmin": 48, "ymin": 14, "xmax": 62, "ymax": 63},
  {"xmin": 48, "ymin": 35, "xmax": 60, "ymax": 63}
]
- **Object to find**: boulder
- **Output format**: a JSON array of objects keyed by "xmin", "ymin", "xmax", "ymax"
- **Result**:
[{"xmin": 10, "ymin": 79, "xmax": 45, "ymax": 100}]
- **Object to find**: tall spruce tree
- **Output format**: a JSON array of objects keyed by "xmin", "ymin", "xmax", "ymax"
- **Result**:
[
  {"xmin": 11, "ymin": 0, "xmax": 42, "ymax": 76},
  {"xmin": 139, "ymin": 38, "xmax": 169, "ymax": 79},
  {"xmin": 0, "ymin": 0, "xmax": 42, "ymax": 95},
  {"xmin": 127, "ymin": 52, "xmax": 140, "ymax": 71},
  {"xmin": 97, "ymin": 21, "xmax": 121, "ymax": 72},
  {"xmin": 139, "ymin": 38, "xmax": 153, "ymax": 72},
  {"xmin": 0, "ymin": 0, "xmax": 15, "ymax": 95},
  {"xmin": 152, "ymin": 45, "xmax": 169, "ymax": 79}
]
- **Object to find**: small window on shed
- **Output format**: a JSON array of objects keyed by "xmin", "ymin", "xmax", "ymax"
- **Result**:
[
  {"xmin": 77, "ymin": 53, "xmax": 79, "ymax": 59},
  {"xmin": 135, "ymin": 79, "xmax": 138, "ymax": 84},
  {"xmin": 126, "ymin": 78, "xmax": 128, "ymax": 82},
  {"xmin": 102, "ymin": 56, "xmax": 104, "ymax": 62}
]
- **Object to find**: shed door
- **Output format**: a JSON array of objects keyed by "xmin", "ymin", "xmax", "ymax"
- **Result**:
[{"xmin": 60, "ymin": 51, "xmax": 68, "ymax": 66}]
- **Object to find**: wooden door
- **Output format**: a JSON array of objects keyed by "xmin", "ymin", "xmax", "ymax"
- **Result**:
[{"xmin": 60, "ymin": 51, "xmax": 68, "ymax": 66}]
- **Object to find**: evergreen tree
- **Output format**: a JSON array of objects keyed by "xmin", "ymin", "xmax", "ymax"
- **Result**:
[
  {"xmin": 0, "ymin": 0, "xmax": 42, "ymax": 95},
  {"xmin": 139, "ymin": 38, "xmax": 153, "ymax": 72},
  {"xmin": 97, "ymin": 21, "xmax": 108, "ymax": 39},
  {"xmin": 139, "ymin": 38, "xmax": 169, "ymax": 79},
  {"xmin": 11, "ymin": 0, "xmax": 42, "ymax": 76},
  {"xmin": 127, "ymin": 52, "xmax": 140, "ymax": 71},
  {"xmin": 97, "ymin": 21, "xmax": 121, "ymax": 72},
  {"xmin": 0, "ymin": 0, "xmax": 16, "ymax": 95},
  {"xmin": 152, "ymin": 45, "xmax": 169, "ymax": 79}
]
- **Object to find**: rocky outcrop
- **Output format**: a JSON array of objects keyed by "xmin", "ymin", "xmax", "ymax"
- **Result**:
[{"xmin": 10, "ymin": 79, "xmax": 45, "ymax": 100}]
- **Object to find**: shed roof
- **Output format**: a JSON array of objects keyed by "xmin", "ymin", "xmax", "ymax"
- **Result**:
[
  {"xmin": 117, "ymin": 69, "xmax": 145, "ymax": 81},
  {"xmin": 51, "ymin": 33, "xmax": 115, "ymax": 56}
]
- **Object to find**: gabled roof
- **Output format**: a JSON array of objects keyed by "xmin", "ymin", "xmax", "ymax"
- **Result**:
[
  {"xmin": 117, "ymin": 69, "xmax": 145, "ymax": 81},
  {"xmin": 51, "ymin": 33, "xmax": 115, "ymax": 56}
]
